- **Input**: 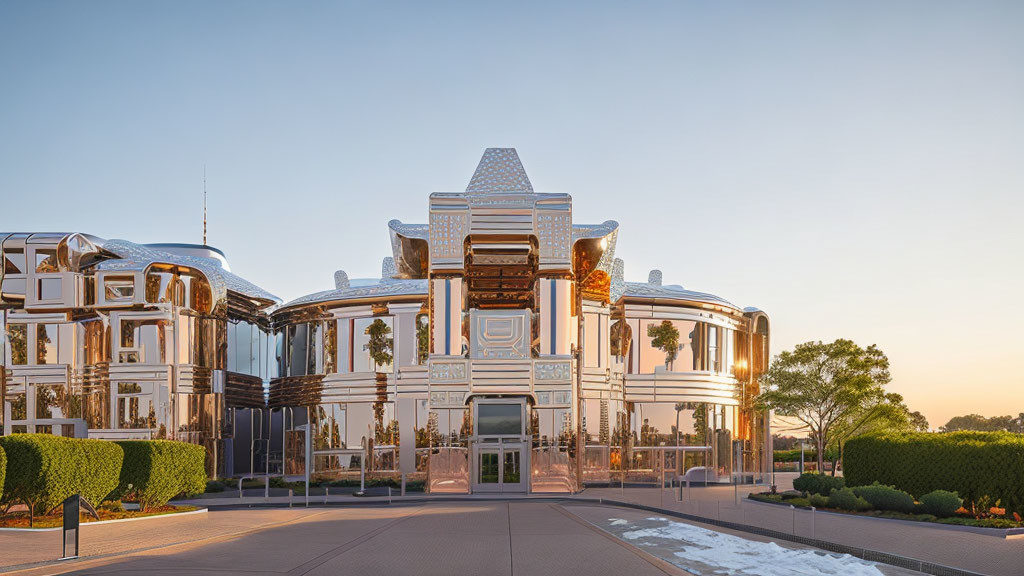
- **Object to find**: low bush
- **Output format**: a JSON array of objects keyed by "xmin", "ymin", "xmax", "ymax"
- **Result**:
[
  {"xmin": 919, "ymin": 490, "xmax": 962, "ymax": 518},
  {"xmin": 115, "ymin": 440, "xmax": 206, "ymax": 510},
  {"xmin": 852, "ymin": 482, "xmax": 916, "ymax": 514},
  {"xmin": 204, "ymin": 480, "xmax": 225, "ymax": 493},
  {"xmin": 844, "ymin": 432, "xmax": 1024, "ymax": 515},
  {"xmin": 809, "ymin": 493, "xmax": 830, "ymax": 508},
  {"xmin": 829, "ymin": 487, "xmax": 872, "ymax": 511},
  {"xmin": 793, "ymin": 472, "xmax": 845, "ymax": 496},
  {"xmin": 0, "ymin": 435, "xmax": 122, "ymax": 519},
  {"xmin": 98, "ymin": 500, "xmax": 125, "ymax": 513}
]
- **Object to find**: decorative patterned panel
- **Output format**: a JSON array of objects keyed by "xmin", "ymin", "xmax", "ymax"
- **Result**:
[
  {"xmin": 430, "ymin": 361, "xmax": 468, "ymax": 382},
  {"xmin": 534, "ymin": 361, "xmax": 572, "ymax": 382},
  {"xmin": 536, "ymin": 211, "xmax": 571, "ymax": 262},
  {"xmin": 429, "ymin": 211, "xmax": 469, "ymax": 261},
  {"xmin": 470, "ymin": 310, "xmax": 529, "ymax": 360}
]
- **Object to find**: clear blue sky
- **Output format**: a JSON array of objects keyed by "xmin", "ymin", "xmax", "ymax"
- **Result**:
[{"xmin": 2, "ymin": 1, "xmax": 1022, "ymax": 427}]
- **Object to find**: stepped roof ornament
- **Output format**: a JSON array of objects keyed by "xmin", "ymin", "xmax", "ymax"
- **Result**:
[{"xmin": 465, "ymin": 148, "xmax": 534, "ymax": 194}]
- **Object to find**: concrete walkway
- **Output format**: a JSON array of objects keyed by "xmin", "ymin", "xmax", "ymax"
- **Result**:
[
  {"xmin": 2, "ymin": 503, "xmax": 688, "ymax": 576},
  {"xmin": 1, "ymin": 502, "xmax": 924, "ymax": 576},
  {"xmin": 165, "ymin": 473, "xmax": 1024, "ymax": 576}
]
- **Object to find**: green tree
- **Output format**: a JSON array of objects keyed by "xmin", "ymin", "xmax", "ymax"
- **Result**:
[
  {"xmin": 940, "ymin": 413, "xmax": 1024, "ymax": 433},
  {"xmin": 908, "ymin": 410, "xmax": 930, "ymax": 432},
  {"xmin": 364, "ymin": 319, "xmax": 394, "ymax": 371},
  {"xmin": 754, "ymin": 339, "xmax": 892, "ymax": 472},
  {"xmin": 647, "ymin": 320, "xmax": 680, "ymax": 370},
  {"xmin": 827, "ymin": 391, "xmax": 916, "ymax": 474}
]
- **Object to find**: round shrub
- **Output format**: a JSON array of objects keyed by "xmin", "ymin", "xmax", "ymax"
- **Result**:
[
  {"xmin": 809, "ymin": 493, "xmax": 830, "ymax": 508},
  {"xmin": 829, "ymin": 487, "xmax": 872, "ymax": 511},
  {"xmin": 793, "ymin": 472, "xmax": 845, "ymax": 496},
  {"xmin": 853, "ymin": 482, "xmax": 916, "ymax": 513},
  {"xmin": 920, "ymin": 490, "xmax": 962, "ymax": 518}
]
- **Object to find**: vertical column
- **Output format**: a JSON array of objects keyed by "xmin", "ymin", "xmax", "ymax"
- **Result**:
[
  {"xmin": 389, "ymin": 303, "xmax": 422, "ymax": 369},
  {"xmin": 539, "ymin": 278, "xmax": 571, "ymax": 356},
  {"xmin": 431, "ymin": 278, "xmax": 462, "ymax": 356}
]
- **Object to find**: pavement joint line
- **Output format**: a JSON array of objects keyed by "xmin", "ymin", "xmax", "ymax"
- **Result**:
[
  {"xmin": 285, "ymin": 505, "xmax": 427, "ymax": 576},
  {"xmin": 1, "ymin": 509, "xmax": 335, "ymax": 576},
  {"xmin": 507, "ymin": 502, "xmax": 514, "ymax": 576},
  {"xmin": 550, "ymin": 503, "xmax": 687, "ymax": 576}
]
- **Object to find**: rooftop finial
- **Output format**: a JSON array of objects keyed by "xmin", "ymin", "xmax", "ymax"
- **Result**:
[
  {"xmin": 334, "ymin": 270, "xmax": 349, "ymax": 289},
  {"xmin": 648, "ymin": 269, "xmax": 663, "ymax": 286},
  {"xmin": 202, "ymin": 165, "xmax": 207, "ymax": 246}
]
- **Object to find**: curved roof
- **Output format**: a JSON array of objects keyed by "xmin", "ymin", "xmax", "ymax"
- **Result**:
[
  {"xmin": 95, "ymin": 239, "xmax": 278, "ymax": 306},
  {"xmin": 279, "ymin": 278, "xmax": 428, "ymax": 312},
  {"xmin": 621, "ymin": 281, "xmax": 742, "ymax": 311}
]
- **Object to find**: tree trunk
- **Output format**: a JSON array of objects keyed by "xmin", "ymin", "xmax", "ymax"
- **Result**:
[{"xmin": 816, "ymin": 436, "xmax": 825, "ymax": 473}]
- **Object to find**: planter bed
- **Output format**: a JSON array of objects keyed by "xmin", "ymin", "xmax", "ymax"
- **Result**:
[
  {"xmin": 0, "ymin": 505, "xmax": 201, "ymax": 530},
  {"xmin": 749, "ymin": 492, "xmax": 1024, "ymax": 536}
]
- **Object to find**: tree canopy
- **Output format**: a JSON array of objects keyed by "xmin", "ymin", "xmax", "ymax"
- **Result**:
[
  {"xmin": 754, "ymin": 339, "xmax": 909, "ymax": 471},
  {"xmin": 940, "ymin": 413, "xmax": 1024, "ymax": 433}
]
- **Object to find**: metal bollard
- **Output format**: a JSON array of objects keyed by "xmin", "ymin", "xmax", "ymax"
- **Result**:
[
  {"xmin": 325, "ymin": 486, "xmax": 329, "ymax": 505},
  {"xmin": 791, "ymin": 505, "xmax": 796, "ymax": 535},
  {"xmin": 811, "ymin": 506, "xmax": 816, "ymax": 539},
  {"xmin": 265, "ymin": 476, "xmax": 270, "ymax": 501},
  {"xmin": 289, "ymin": 489, "xmax": 293, "ymax": 508},
  {"xmin": 238, "ymin": 477, "xmax": 244, "ymax": 499},
  {"xmin": 389, "ymin": 486, "xmax": 392, "ymax": 505}
]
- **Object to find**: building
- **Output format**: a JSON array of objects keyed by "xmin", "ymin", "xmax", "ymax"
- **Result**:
[{"xmin": 1, "ymin": 148, "xmax": 770, "ymax": 492}]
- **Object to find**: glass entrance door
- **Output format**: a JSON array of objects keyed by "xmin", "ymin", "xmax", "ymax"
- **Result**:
[{"xmin": 474, "ymin": 443, "xmax": 526, "ymax": 492}]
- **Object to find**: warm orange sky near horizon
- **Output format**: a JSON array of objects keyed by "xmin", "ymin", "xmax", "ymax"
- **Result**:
[{"xmin": 2, "ymin": 2, "xmax": 1021, "ymax": 429}]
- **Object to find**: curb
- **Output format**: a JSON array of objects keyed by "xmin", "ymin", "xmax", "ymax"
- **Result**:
[{"xmin": 0, "ymin": 507, "xmax": 207, "ymax": 533}]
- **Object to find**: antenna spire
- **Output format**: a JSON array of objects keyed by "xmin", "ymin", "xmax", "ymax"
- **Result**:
[{"xmin": 202, "ymin": 165, "xmax": 207, "ymax": 246}]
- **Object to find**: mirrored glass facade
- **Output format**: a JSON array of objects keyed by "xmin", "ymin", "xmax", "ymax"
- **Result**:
[{"xmin": 2, "ymin": 148, "xmax": 770, "ymax": 489}]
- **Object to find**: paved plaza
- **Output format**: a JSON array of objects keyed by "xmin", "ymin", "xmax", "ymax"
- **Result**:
[
  {"xmin": 0, "ymin": 501, "xmax": 924, "ymax": 576},
  {"xmin": 3, "ymin": 475, "xmax": 1023, "ymax": 576}
]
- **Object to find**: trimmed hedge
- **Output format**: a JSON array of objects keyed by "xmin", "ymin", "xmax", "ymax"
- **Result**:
[
  {"xmin": 115, "ymin": 440, "xmax": 207, "ymax": 510},
  {"xmin": 844, "ymin": 432, "xmax": 1024, "ymax": 514},
  {"xmin": 792, "ymin": 472, "xmax": 845, "ymax": 496},
  {"xmin": 0, "ymin": 435, "xmax": 123, "ymax": 515}
]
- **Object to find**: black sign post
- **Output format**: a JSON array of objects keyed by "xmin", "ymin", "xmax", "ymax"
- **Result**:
[{"xmin": 61, "ymin": 494, "xmax": 80, "ymax": 560}]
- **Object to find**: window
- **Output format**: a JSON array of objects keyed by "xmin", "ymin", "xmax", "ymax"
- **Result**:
[
  {"xmin": 6, "ymin": 324, "xmax": 27, "ymax": 365},
  {"xmin": 119, "ymin": 319, "xmax": 166, "ymax": 364},
  {"xmin": 116, "ymin": 382, "xmax": 155, "ymax": 429},
  {"xmin": 35, "ymin": 384, "xmax": 65, "ymax": 419},
  {"xmin": 287, "ymin": 323, "xmax": 309, "ymax": 377},
  {"xmin": 416, "ymin": 314, "xmax": 429, "ymax": 365},
  {"xmin": 351, "ymin": 317, "xmax": 394, "ymax": 373},
  {"xmin": 37, "ymin": 277, "xmax": 62, "ymax": 300},
  {"xmin": 3, "ymin": 248, "xmax": 26, "ymax": 274},
  {"xmin": 10, "ymin": 393, "xmax": 28, "ymax": 420},
  {"xmin": 314, "ymin": 403, "xmax": 347, "ymax": 450},
  {"xmin": 34, "ymin": 249, "xmax": 58, "ymax": 273},
  {"xmin": 477, "ymin": 403, "xmax": 522, "ymax": 436},
  {"xmin": 36, "ymin": 324, "xmax": 58, "ymax": 364},
  {"xmin": 707, "ymin": 325, "xmax": 720, "ymax": 372},
  {"xmin": 104, "ymin": 276, "xmax": 135, "ymax": 301}
]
